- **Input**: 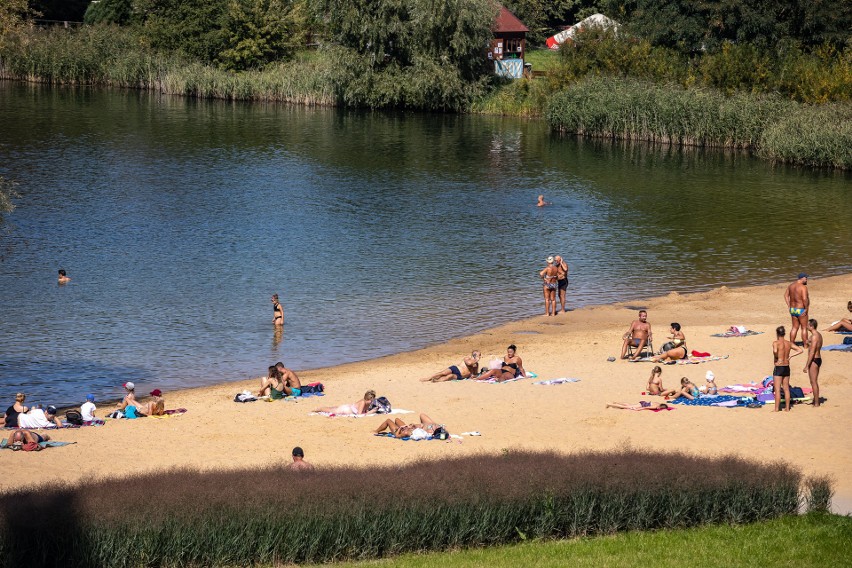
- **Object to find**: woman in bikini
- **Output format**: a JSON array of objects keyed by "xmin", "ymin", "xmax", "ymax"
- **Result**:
[
  {"xmin": 667, "ymin": 377, "xmax": 700, "ymax": 401},
  {"xmin": 539, "ymin": 257, "xmax": 559, "ymax": 316},
  {"xmin": 477, "ymin": 345, "xmax": 526, "ymax": 382},
  {"xmin": 646, "ymin": 366, "xmax": 677, "ymax": 397},
  {"xmin": 653, "ymin": 323, "xmax": 688, "ymax": 363},
  {"xmin": 271, "ymin": 294, "xmax": 284, "ymax": 326},
  {"xmin": 825, "ymin": 301, "xmax": 852, "ymax": 332},
  {"xmin": 374, "ymin": 413, "xmax": 443, "ymax": 438},
  {"xmin": 420, "ymin": 351, "xmax": 481, "ymax": 382},
  {"xmin": 313, "ymin": 390, "xmax": 376, "ymax": 415},
  {"xmin": 137, "ymin": 389, "xmax": 165, "ymax": 416}
]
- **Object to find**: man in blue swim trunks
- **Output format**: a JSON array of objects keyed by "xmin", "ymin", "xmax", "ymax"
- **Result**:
[
  {"xmin": 784, "ymin": 273, "xmax": 810, "ymax": 347},
  {"xmin": 275, "ymin": 361, "xmax": 302, "ymax": 396}
]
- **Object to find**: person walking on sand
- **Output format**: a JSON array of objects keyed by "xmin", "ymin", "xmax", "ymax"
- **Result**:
[
  {"xmin": 536, "ymin": 195, "xmax": 551, "ymax": 207},
  {"xmin": 784, "ymin": 273, "xmax": 809, "ymax": 346},
  {"xmin": 271, "ymin": 294, "xmax": 284, "ymax": 326},
  {"xmin": 540, "ymin": 256, "xmax": 559, "ymax": 316},
  {"xmin": 620, "ymin": 310, "xmax": 652, "ymax": 360},
  {"xmin": 803, "ymin": 319, "xmax": 823, "ymax": 408},
  {"xmin": 57, "ymin": 269, "xmax": 70, "ymax": 284},
  {"xmin": 555, "ymin": 255, "xmax": 569, "ymax": 314},
  {"xmin": 289, "ymin": 447, "xmax": 314, "ymax": 470},
  {"xmin": 773, "ymin": 325, "xmax": 803, "ymax": 412}
]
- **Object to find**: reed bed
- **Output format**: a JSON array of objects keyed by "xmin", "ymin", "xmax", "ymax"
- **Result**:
[
  {"xmin": 0, "ymin": 449, "xmax": 821, "ymax": 568},
  {"xmin": 546, "ymin": 77, "xmax": 851, "ymax": 169}
]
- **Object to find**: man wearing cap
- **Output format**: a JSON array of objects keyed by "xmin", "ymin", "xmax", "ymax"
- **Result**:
[
  {"xmin": 18, "ymin": 405, "xmax": 63, "ymax": 428},
  {"xmin": 289, "ymin": 447, "xmax": 314, "ymax": 470},
  {"xmin": 81, "ymin": 394, "xmax": 97, "ymax": 422},
  {"xmin": 554, "ymin": 255, "xmax": 569, "ymax": 314},
  {"xmin": 539, "ymin": 256, "xmax": 559, "ymax": 316},
  {"xmin": 784, "ymin": 273, "xmax": 810, "ymax": 347}
]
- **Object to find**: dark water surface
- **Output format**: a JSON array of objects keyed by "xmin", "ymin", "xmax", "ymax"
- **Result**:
[{"xmin": 1, "ymin": 82, "xmax": 850, "ymax": 407}]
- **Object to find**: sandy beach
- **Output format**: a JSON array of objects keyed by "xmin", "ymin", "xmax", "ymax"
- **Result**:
[{"xmin": 4, "ymin": 275, "xmax": 851, "ymax": 512}]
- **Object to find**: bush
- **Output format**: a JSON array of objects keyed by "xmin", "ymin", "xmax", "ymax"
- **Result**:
[{"xmin": 0, "ymin": 450, "xmax": 805, "ymax": 567}]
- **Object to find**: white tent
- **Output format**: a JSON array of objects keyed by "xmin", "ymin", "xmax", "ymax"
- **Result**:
[{"xmin": 546, "ymin": 14, "xmax": 619, "ymax": 50}]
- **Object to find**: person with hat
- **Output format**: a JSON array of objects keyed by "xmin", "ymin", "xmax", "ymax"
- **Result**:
[
  {"xmin": 81, "ymin": 394, "xmax": 97, "ymax": 422},
  {"xmin": 539, "ymin": 256, "xmax": 559, "ymax": 316},
  {"xmin": 138, "ymin": 389, "xmax": 165, "ymax": 416},
  {"xmin": 289, "ymin": 447, "xmax": 314, "ymax": 470},
  {"xmin": 784, "ymin": 273, "xmax": 810, "ymax": 347},
  {"xmin": 117, "ymin": 382, "xmax": 144, "ymax": 417},
  {"xmin": 700, "ymin": 371, "xmax": 718, "ymax": 395},
  {"xmin": 18, "ymin": 405, "xmax": 62, "ymax": 428}
]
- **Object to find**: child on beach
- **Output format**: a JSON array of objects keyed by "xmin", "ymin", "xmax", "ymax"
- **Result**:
[
  {"xmin": 606, "ymin": 401, "xmax": 670, "ymax": 411},
  {"xmin": 81, "ymin": 394, "xmax": 97, "ymax": 422},
  {"xmin": 700, "ymin": 371, "xmax": 718, "ymax": 395},
  {"xmin": 646, "ymin": 366, "xmax": 677, "ymax": 397},
  {"xmin": 668, "ymin": 377, "xmax": 700, "ymax": 401}
]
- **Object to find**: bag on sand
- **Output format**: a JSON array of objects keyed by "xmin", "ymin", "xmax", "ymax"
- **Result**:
[
  {"xmin": 370, "ymin": 396, "xmax": 392, "ymax": 414},
  {"xmin": 65, "ymin": 410, "xmax": 84, "ymax": 426}
]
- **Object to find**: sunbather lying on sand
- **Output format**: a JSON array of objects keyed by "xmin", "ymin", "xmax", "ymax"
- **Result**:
[
  {"xmin": 421, "ymin": 351, "xmax": 481, "ymax": 382},
  {"xmin": 313, "ymin": 390, "xmax": 376, "ymax": 415},
  {"xmin": 374, "ymin": 413, "xmax": 443, "ymax": 438},
  {"xmin": 606, "ymin": 401, "xmax": 669, "ymax": 411},
  {"xmin": 7, "ymin": 428, "xmax": 51, "ymax": 446},
  {"xmin": 136, "ymin": 389, "xmax": 165, "ymax": 416}
]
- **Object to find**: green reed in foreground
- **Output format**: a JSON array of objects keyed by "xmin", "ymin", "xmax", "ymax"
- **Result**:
[
  {"xmin": 0, "ymin": 450, "xmax": 828, "ymax": 568},
  {"xmin": 546, "ymin": 77, "xmax": 852, "ymax": 169}
]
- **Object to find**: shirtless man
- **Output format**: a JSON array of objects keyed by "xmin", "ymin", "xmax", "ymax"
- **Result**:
[
  {"xmin": 275, "ymin": 361, "xmax": 302, "ymax": 396},
  {"xmin": 554, "ymin": 255, "xmax": 569, "ymax": 314},
  {"xmin": 271, "ymin": 294, "xmax": 284, "ymax": 326},
  {"xmin": 772, "ymin": 325, "xmax": 803, "ymax": 412},
  {"xmin": 57, "ymin": 269, "xmax": 70, "ymax": 284},
  {"xmin": 803, "ymin": 319, "xmax": 823, "ymax": 408},
  {"xmin": 288, "ymin": 447, "xmax": 314, "ymax": 470},
  {"xmin": 540, "ymin": 256, "xmax": 559, "ymax": 316},
  {"xmin": 536, "ymin": 195, "xmax": 551, "ymax": 207},
  {"xmin": 620, "ymin": 310, "xmax": 652, "ymax": 360},
  {"xmin": 421, "ymin": 351, "xmax": 481, "ymax": 382},
  {"xmin": 784, "ymin": 273, "xmax": 809, "ymax": 346}
]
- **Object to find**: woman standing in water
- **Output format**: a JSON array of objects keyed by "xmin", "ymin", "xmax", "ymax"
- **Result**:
[{"xmin": 271, "ymin": 294, "xmax": 284, "ymax": 326}]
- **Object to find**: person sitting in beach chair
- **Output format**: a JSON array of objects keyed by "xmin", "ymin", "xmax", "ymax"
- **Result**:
[
  {"xmin": 652, "ymin": 323, "xmax": 688, "ymax": 363},
  {"xmin": 420, "ymin": 351, "xmax": 481, "ymax": 382},
  {"xmin": 606, "ymin": 401, "xmax": 670, "ymax": 411},
  {"xmin": 476, "ymin": 345, "xmax": 525, "ymax": 382},
  {"xmin": 825, "ymin": 301, "xmax": 852, "ymax": 332},
  {"xmin": 313, "ymin": 390, "xmax": 376, "ymax": 415},
  {"xmin": 620, "ymin": 310, "xmax": 653, "ymax": 360},
  {"xmin": 647, "ymin": 366, "xmax": 677, "ymax": 397}
]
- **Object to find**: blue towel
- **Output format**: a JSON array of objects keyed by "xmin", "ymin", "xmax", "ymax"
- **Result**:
[
  {"xmin": 669, "ymin": 395, "xmax": 761, "ymax": 407},
  {"xmin": 822, "ymin": 344, "xmax": 852, "ymax": 352}
]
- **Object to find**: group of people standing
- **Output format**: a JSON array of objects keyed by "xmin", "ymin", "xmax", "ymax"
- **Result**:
[{"xmin": 539, "ymin": 255, "xmax": 569, "ymax": 316}]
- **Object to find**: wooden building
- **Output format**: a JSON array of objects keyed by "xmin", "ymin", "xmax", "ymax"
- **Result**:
[{"xmin": 490, "ymin": 5, "xmax": 529, "ymax": 79}]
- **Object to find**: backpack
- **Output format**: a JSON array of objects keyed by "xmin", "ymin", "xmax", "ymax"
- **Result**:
[
  {"xmin": 65, "ymin": 410, "xmax": 84, "ymax": 426},
  {"xmin": 301, "ymin": 383, "xmax": 324, "ymax": 394},
  {"xmin": 789, "ymin": 386, "xmax": 805, "ymax": 399},
  {"xmin": 370, "ymin": 396, "xmax": 392, "ymax": 414}
]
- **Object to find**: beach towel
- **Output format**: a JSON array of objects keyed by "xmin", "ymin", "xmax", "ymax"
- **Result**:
[
  {"xmin": 1, "ymin": 439, "xmax": 77, "ymax": 450},
  {"xmin": 669, "ymin": 395, "xmax": 762, "ymax": 407},
  {"xmin": 474, "ymin": 372, "xmax": 536, "ymax": 384},
  {"xmin": 533, "ymin": 378, "xmax": 580, "ymax": 385},
  {"xmin": 150, "ymin": 408, "xmax": 188, "ymax": 419},
  {"xmin": 630, "ymin": 355, "xmax": 729, "ymax": 365},
  {"xmin": 711, "ymin": 326, "xmax": 763, "ymax": 337},
  {"xmin": 374, "ymin": 432, "xmax": 440, "ymax": 442},
  {"xmin": 834, "ymin": 330, "xmax": 852, "ymax": 335},
  {"xmin": 822, "ymin": 344, "xmax": 852, "ymax": 352},
  {"xmin": 310, "ymin": 409, "xmax": 413, "ymax": 418},
  {"xmin": 632, "ymin": 402, "xmax": 675, "ymax": 412}
]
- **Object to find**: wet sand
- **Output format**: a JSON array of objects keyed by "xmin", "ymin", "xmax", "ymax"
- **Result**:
[{"xmin": 4, "ymin": 275, "xmax": 851, "ymax": 512}]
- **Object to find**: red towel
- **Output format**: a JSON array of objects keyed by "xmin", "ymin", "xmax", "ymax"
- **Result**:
[{"xmin": 691, "ymin": 350, "xmax": 711, "ymax": 357}]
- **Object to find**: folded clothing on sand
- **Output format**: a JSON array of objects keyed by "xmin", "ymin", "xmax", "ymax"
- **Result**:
[{"xmin": 533, "ymin": 378, "xmax": 580, "ymax": 385}]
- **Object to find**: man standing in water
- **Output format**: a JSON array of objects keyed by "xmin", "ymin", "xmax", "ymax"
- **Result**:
[
  {"xmin": 554, "ymin": 255, "xmax": 569, "ymax": 314},
  {"xmin": 772, "ymin": 325, "xmax": 803, "ymax": 412},
  {"xmin": 271, "ymin": 293, "xmax": 284, "ymax": 326},
  {"xmin": 620, "ymin": 310, "xmax": 652, "ymax": 360},
  {"xmin": 784, "ymin": 273, "xmax": 809, "ymax": 346},
  {"xmin": 803, "ymin": 319, "xmax": 823, "ymax": 407}
]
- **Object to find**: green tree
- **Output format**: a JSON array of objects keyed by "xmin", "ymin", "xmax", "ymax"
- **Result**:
[
  {"xmin": 136, "ymin": 0, "xmax": 229, "ymax": 63},
  {"xmin": 84, "ymin": 0, "xmax": 134, "ymax": 25},
  {"xmin": 503, "ymin": 0, "xmax": 600, "ymax": 45},
  {"xmin": 0, "ymin": 0, "xmax": 36, "ymax": 49},
  {"xmin": 218, "ymin": 0, "xmax": 307, "ymax": 70}
]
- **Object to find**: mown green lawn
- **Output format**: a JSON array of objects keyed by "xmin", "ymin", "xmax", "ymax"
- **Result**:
[
  {"xmin": 312, "ymin": 514, "xmax": 851, "ymax": 567},
  {"xmin": 524, "ymin": 48, "xmax": 560, "ymax": 72}
]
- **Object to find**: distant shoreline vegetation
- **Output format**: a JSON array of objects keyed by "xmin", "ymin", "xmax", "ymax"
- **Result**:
[{"xmin": 1, "ymin": 2, "xmax": 850, "ymax": 169}]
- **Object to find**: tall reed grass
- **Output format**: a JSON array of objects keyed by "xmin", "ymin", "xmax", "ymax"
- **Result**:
[
  {"xmin": 0, "ymin": 450, "xmax": 810, "ymax": 568},
  {"xmin": 546, "ymin": 77, "xmax": 851, "ymax": 169}
]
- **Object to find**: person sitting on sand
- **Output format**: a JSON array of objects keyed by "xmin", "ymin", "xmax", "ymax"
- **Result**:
[
  {"xmin": 421, "ymin": 351, "xmax": 481, "ymax": 382},
  {"xmin": 374, "ymin": 413, "xmax": 443, "ymax": 438},
  {"xmin": 620, "ymin": 310, "xmax": 652, "ymax": 360},
  {"xmin": 652, "ymin": 323, "xmax": 688, "ymax": 363},
  {"xmin": 606, "ymin": 401, "xmax": 670, "ymax": 411},
  {"xmin": 700, "ymin": 371, "xmax": 718, "ymax": 395},
  {"xmin": 7, "ymin": 428, "xmax": 51, "ymax": 449},
  {"xmin": 313, "ymin": 390, "xmax": 377, "ymax": 415},
  {"xmin": 275, "ymin": 361, "xmax": 302, "ymax": 396},
  {"xmin": 81, "ymin": 394, "xmax": 97, "ymax": 422},
  {"xmin": 667, "ymin": 377, "xmax": 700, "ymax": 401},
  {"xmin": 118, "ymin": 382, "xmax": 143, "ymax": 412},
  {"xmin": 4, "ymin": 392, "xmax": 30, "ymax": 428},
  {"xmin": 647, "ymin": 366, "xmax": 677, "ymax": 397},
  {"xmin": 825, "ymin": 301, "xmax": 852, "ymax": 332},
  {"xmin": 137, "ymin": 389, "xmax": 165, "ymax": 416},
  {"xmin": 476, "ymin": 344, "xmax": 526, "ymax": 382},
  {"xmin": 258, "ymin": 366, "xmax": 286, "ymax": 399},
  {"xmin": 288, "ymin": 447, "xmax": 314, "ymax": 470}
]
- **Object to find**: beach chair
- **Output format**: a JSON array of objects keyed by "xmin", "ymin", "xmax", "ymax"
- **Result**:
[{"xmin": 627, "ymin": 337, "xmax": 654, "ymax": 359}]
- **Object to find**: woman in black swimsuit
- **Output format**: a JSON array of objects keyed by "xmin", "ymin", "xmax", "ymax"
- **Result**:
[
  {"xmin": 271, "ymin": 294, "xmax": 284, "ymax": 326},
  {"xmin": 477, "ymin": 345, "xmax": 526, "ymax": 382}
]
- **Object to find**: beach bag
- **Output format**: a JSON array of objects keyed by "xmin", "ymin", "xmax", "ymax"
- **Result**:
[
  {"xmin": 432, "ymin": 426, "xmax": 449, "ymax": 440},
  {"xmin": 65, "ymin": 410, "xmax": 84, "ymax": 426},
  {"xmin": 301, "ymin": 383, "xmax": 324, "ymax": 394},
  {"xmin": 370, "ymin": 396, "xmax": 392, "ymax": 414},
  {"xmin": 844, "ymin": 336, "xmax": 852, "ymax": 345},
  {"xmin": 124, "ymin": 405, "xmax": 138, "ymax": 419},
  {"xmin": 660, "ymin": 342, "xmax": 675, "ymax": 353},
  {"xmin": 789, "ymin": 386, "xmax": 805, "ymax": 399}
]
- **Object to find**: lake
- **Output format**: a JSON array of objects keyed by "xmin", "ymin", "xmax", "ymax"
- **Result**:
[{"xmin": 1, "ymin": 81, "xmax": 850, "ymax": 407}]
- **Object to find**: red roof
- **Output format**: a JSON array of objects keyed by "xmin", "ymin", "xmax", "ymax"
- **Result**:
[{"xmin": 493, "ymin": 5, "xmax": 529, "ymax": 33}]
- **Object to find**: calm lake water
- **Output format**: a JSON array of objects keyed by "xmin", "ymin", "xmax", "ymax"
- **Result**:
[{"xmin": 1, "ymin": 81, "xmax": 850, "ymax": 408}]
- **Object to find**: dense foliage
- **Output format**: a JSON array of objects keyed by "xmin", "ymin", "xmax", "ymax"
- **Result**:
[
  {"xmin": 83, "ymin": 0, "xmax": 133, "ymax": 26},
  {"xmin": 0, "ymin": 450, "xmax": 820, "ymax": 567}
]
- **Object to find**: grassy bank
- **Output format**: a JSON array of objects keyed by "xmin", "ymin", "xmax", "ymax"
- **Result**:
[
  {"xmin": 545, "ymin": 77, "xmax": 852, "ymax": 169},
  {"xmin": 319, "ymin": 513, "xmax": 851, "ymax": 568},
  {"xmin": 0, "ymin": 450, "xmax": 830, "ymax": 568}
]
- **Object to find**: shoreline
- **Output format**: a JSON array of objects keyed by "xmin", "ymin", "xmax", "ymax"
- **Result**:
[{"xmin": 5, "ymin": 274, "xmax": 852, "ymax": 513}]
